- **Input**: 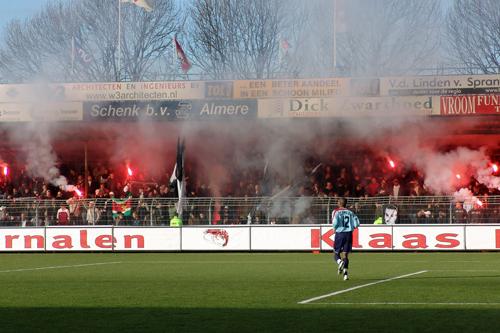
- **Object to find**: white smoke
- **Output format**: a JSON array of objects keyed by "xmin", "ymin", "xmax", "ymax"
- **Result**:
[
  {"xmin": 453, "ymin": 188, "xmax": 478, "ymax": 202},
  {"xmin": 394, "ymin": 142, "xmax": 499, "ymax": 196},
  {"xmin": 23, "ymin": 131, "xmax": 67, "ymax": 187},
  {"xmin": 293, "ymin": 196, "xmax": 313, "ymax": 216}
]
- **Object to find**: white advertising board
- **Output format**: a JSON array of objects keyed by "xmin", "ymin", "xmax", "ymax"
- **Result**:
[
  {"xmin": 251, "ymin": 226, "xmax": 316, "ymax": 250},
  {"xmin": 113, "ymin": 227, "xmax": 180, "ymax": 251},
  {"xmin": 0, "ymin": 225, "xmax": 498, "ymax": 251},
  {"xmin": 316, "ymin": 225, "xmax": 393, "ymax": 250},
  {"xmin": 380, "ymin": 75, "xmax": 500, "ymax": 96},
  {"xmin": 392, "ymin": 226, "xmax": 465, "ymax": 250},
  {"xmin": 465, "ymin": 225, "xmax": 500, "ymax": 250},
  {"xmin": 181, "ymin": 226, "xmax": 250, "ymax": 251},
  {"xmin": 45, "ymin": 227, "xmax": 114, "ymax": 251},
  {"xmin": 0, "ymin": 228, "xmax": 46, "ymax": 251}
]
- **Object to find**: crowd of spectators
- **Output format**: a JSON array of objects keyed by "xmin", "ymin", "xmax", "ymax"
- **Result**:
[{"xmin": 0, "ymin": 147, "xmax": 499, "ymax": 226}]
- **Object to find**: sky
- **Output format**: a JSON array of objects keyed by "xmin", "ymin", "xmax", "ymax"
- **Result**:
[
  {"xmin": 0, "ymin": 0, "xmax": 55, "ymax": 32},
  {"xmin": 0, "ymin": 0, "xmax": 455, "ymax": 34}
]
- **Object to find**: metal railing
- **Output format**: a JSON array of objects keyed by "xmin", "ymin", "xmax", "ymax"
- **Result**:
[{"xmin": 0, "ymin": 195, "xmax": 498, "ymax": 227}]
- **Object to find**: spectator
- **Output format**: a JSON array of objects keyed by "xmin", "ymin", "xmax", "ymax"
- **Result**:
[
  {"xmin": 365, "ymin": 177, "xmax": 379, "ymax": 197},
  {"xmin": 84, "ymin": 201, "xmax": 100, "ymax": 225},
  {"xmin": 86, "ymin": 176, "xmax": 98, "ymax": 196},
  {"xmin": 131, "ymin": 211, "xmax": 142, "ymax": 226},
  {"xmin": 453, "ymin": 202, "xmax": 467, "ymax": 224},
  {"xmin": 67, "ymin": 197, "xmax": 83, "ymax": 225},
  {"xmin": 57, "ymin": 204, "xmax": 70, "ymax": 225},
  {"xmin": 389, "ymin": 179, "xmax": 404, "ymax": 198},
  {"xmin": 410, "ymin": 209, "xmax": 432, "ymax": 224},
  {"xmin": 468, "ymin": 204, "xmax": 484, "ymax": 223}
]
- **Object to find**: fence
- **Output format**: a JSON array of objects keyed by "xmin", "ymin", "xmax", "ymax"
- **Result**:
[{"xmin": 0, "ymin": 195, "xmax": 498, "ymax": 227}]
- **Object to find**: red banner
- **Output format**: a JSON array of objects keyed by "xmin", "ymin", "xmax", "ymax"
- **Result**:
[{"xmin": 440, "ymin": 95, "xmax": 500, "ymax": 115}]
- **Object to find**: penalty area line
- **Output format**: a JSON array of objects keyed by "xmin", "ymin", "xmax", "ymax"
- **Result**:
[
  {"xmin": 298, "ymin": 270, "xmax": 427, "ymax": 305},
  {"xmin": 0, "ymin": 261, "xmax": 122, "ymax": 273}
]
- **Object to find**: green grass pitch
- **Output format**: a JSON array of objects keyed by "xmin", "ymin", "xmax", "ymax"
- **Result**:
[{"xmin": 1, "ymin": 252, "xmax": 500, "ymax": 332}]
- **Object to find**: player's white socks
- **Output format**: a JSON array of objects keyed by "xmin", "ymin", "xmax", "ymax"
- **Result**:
[{"xmin": 336, "ymin": 259, "xmax": 342, "ymax": 264}]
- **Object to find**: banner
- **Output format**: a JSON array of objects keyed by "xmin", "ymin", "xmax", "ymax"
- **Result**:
[
  {"xmin": 1, "ymin": 75, "xmax": 499, "ymax": 104},
  {"xmin": 381, "ymin": 75, "xmax": 500, "ymax": 96},
  {"xmin": 0, "ymin": 102, "xmax": 83, "ymax": 122},
  {"xmin": 439, "ymin": 95, "xmax": 500, "ymax": 116},
  {"xmin": 234, "ymin": 78, "xmax": 350, "ymax": 99},
  {"xmin": 205, "ymin": 81, "xmax": 234, "ymax": 98},
  {"xmin": 84, "ymin": 99, "xmax": 257, "ymax": 121},
  {"xmin": 258, "ymin": 96, "xmax": 434, "ymax": 118},
  {"xmin": 0, "ymin": 81, "xmax": 205, "ymax": 103}
]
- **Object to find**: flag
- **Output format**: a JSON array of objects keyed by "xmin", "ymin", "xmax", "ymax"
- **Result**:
[
  {"xmin": 120, "ymin": 0, "xmax": 154, "ymax": 12},
  {"xmin": 173, "ymin": 37, "xmax": 192, "ymax": 73},
  {"xmin": 112, "ymin": 198, "xmax": 132, "ymax": 218},
  {"xmin": 281, "ymin": 39, "xmax": 290, "ymax": 52},
  {"xmin": 170, "ymin": 137, "xmax": 185, "ymax": 216},
  {"xmin": 278, "ymin": 38, "xmax": 290, "ymax": 65},
  {"xmin": 71, "ymin": 37, "xmax": 92, "ymax": 65}
]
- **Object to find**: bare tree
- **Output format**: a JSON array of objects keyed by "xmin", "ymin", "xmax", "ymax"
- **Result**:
[
  {"xmin": 330, "ymin": 0, "xmax": 443, "ymax": 76},
  {"xmin": 0, "ymin": 0, "xmax": 180, "ymax": 82},
  {"xmin": 447, "ymin": 0, "xmax": 500, "ymax": 74},
  {"xmin": 186, "ymin": 0, "xmax": 299, "ymax": 79}
]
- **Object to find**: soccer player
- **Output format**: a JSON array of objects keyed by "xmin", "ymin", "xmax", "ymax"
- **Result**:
[{"xmin": 332, "ymin": 198, "xmax": 360, "ymax": 281}]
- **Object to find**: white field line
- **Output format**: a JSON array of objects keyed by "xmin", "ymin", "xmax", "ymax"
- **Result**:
[
  {"xmin": 0, "ymin": 261, "xmax": 122, "ymax": 273},
  {"xmin": 431, "ymin": 269, "xmax": 500, "ymax": 272},
  {"xmin": 298, "ymin": 270, "xmax": 428, "ymax": 305},
  {"xmin": 371, "ymin": 260, "xmax": 482, "ymax": 263},
  {"xmin": 312, "ymin": 302, "xmax": 500, "ymax": 306}
]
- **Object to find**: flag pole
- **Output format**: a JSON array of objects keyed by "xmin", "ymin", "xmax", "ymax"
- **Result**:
[
  {"xmin": 117, "ymin": 0, "xmax": 122, "ymax": 81},
  {"xmin": 173, "ymin": 36, "xmax": 176, "ymax": 67},
  {"xmin": 70, "ymin": 0, "xmax": 75, "ymax": 78},
  {"xmin": 333, "ymin": 0, "xmax": 337, "ymax": 75},
  {"xmin": 71, "ymin": 37, "xmax": 75, "ymax": 74}
]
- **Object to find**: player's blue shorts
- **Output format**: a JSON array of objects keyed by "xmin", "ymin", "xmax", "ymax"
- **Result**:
[{"xmin": 334, "ymin": 231, "xmax": 353, "ymax": 253}]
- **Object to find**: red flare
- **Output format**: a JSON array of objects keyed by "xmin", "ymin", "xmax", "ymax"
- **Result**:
[
  {"xmin": 127, "ymin": 166, "xmax": 133, "ymax": 177},
  {"xmin": 455, "ymin": 174, "xmax": 461, "ymax": 180},
  {"xmin": 388, "ymin": 159, "xmax": 395, "ymax": 169},
  {"xmin": 477, "ymin": 199, "xmax": 483, "ymax": 207},
  {"xmin": 2, "ymin": 166, "xmax": 8, "ymax": 176},
  {"xmin": 492, "ymin": 164, "xmax": 498, "ymax": 173},
  {"xmin": 75, "ymin": 188, "xmax": 82, "ymax": 197}
]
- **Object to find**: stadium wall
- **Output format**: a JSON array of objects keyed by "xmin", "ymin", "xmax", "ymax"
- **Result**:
[{"xmin": 0, "ymin": 224, "xmax": 499, "ymax": 252}]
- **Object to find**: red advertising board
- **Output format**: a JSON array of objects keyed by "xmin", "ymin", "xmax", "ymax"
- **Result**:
[{"xmin": 440, "ymin": 95, "xmax": 500, "ymax": 115}]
